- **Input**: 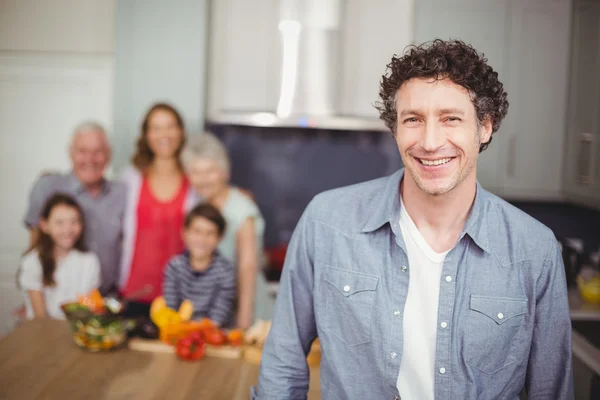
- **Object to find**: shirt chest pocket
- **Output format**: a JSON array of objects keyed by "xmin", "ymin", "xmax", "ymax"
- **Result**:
[
  {"xmin": 466, "ymin": 295, "xmax": 528, "ymax": 374},
  {"xmin": 322, "ymin": 266, "xmax": 379, "ymax": 346}
]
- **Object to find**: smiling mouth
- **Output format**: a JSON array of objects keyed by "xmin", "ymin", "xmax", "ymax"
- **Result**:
[{"xmin": 416, "ymin": 157, "xmax": 455, "ymax": 166}]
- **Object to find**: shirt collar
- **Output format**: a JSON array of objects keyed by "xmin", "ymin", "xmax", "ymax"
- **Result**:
[
  {"xmin": 67, "ymin": 172, "xmax": 109, "ymax": 195},
  {"xmin": 462, "ymin": 183, "xmax": 491, "ymax": 254},
  {"xmin": 360, "ymin": 169, "xmax": 404, "ymax": 234},
  {"xmin": 360, "ymin": 168, "xmax": 491, "ymax": 254}
]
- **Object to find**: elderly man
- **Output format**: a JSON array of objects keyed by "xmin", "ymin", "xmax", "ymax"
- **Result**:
[{"xmin": 24, "ymin": 122, "xmax": 126, "ymax": 294}]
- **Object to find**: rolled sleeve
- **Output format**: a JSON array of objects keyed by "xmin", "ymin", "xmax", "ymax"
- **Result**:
[
  {"xmin": 253, "ymin": 203, "xmax": 317, "ymax": 400},
  {"xmin": 525, "ymin": 238, "xmax": 574, "ymax": 399},
  {"xmin": 24, "ymin": 175, "xmax": 54, "ymax": 228}
]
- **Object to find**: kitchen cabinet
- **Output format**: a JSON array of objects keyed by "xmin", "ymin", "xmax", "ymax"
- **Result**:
[
  {"xmin": 563, "ymin": 0, "xmax": 600, "ymax": 210},
  {"xmin": 206, "ymin": 0, "xmax": 281, "ymax": 116},
  {"xmin": 415, "ymin": 0, "xmax": 572, "ymax": 201},
  {"xmin": 339, "ymin": 0, "xmax": 413, "ymax": 118}
]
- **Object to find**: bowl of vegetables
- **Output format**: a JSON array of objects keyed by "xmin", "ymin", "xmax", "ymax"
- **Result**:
[{"xmin": 61, "ymin": 291, "xmax": 134, "ymax": 352}]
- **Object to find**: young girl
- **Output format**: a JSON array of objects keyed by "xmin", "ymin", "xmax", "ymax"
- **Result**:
[{"xmin": 19, "ymin": 193, "xmax": 101, "ymax": 319}]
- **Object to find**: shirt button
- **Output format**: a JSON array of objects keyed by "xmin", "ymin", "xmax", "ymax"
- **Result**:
[
  {"xmin": 393, "ymin": 310, "xmax": 400, "ymax": 316},
  {"xmin": 445, "ymin": 275, "xmax": 452, "ymax": 283},
  {"xmin": 440, "ymin": 321, "xmax": 448, "ymax": 328},
  {"xmin": 390, "ymin": 352, "xmax": 398, "ymax": 359},
  {"xmin": 401, "ymin": 265, "xmax": 408, "ymax": 273},
  {"xmin": 497, "ymin": 312, "xmax": 504, "ymax": 320},
  {"xmin": 439, "ymin": 367, "xmax": 446, "ymax": 374},
  {"xmin": 343, "ymin": 285, "xmax": 350, "ymax": 292}
]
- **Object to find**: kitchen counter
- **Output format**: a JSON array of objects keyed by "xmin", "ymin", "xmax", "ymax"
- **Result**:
[
  {"xmin": 569, "ymin": 288, "xmax": 600, "ymax": 378},
  {"xmin": 569, "ymin": 287, "xmax": 600, "ymax": 321},
  {"xmin": 0, "ymin": 320, "xmax": 321, "ymax": 400},
  {"xmin": 572, "ymin": 329, "xmax": 600, "ymax": 376}
]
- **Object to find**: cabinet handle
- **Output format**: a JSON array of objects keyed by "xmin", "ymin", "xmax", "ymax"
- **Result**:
[
  {"xmin": 577, "ymin": 133, "xmax": 593, "ymax": 185},
  {"xmin": 507, "ymin": 135, "xmax": 517, "ymax": 177}
]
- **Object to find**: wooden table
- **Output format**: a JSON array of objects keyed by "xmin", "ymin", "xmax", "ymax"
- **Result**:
[{"xmin": 0, "ymin": 320, "xmax": 321, "ymax": 400}]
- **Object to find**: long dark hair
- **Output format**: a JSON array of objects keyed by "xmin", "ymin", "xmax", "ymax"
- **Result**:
[
  {"xmin": 131, "ymin": 103, "xmax": 186, "ymax": 171},
  {"xmin": 28, "ymin": 194, "xmax": 87, "ymax": 287}
]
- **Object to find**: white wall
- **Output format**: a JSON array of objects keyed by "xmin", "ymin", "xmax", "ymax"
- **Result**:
[
  {"xmin": 0, "ymin": 0, "xmax": 115, "ymax": 335},
  {"xmin": 0, "ymin": 0, "xmax": 115, "ymax": 53},
  {"xmin": 112, "ymin": 0, "xmax": 208, "ymax": 170}
]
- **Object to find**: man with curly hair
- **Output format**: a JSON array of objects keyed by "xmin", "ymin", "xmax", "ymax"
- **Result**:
[{"xmin": 253, "ymin": 40, "xmax": 573, "ymax": 399}]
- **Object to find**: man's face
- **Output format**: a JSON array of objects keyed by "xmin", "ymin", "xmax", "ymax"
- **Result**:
[
  {"xmin": 70, "ymin": 130, "xmax": 110, "ymax": 187},
  {"xmin": 395, "ymin": 78, "xmax": 492, "ymax": 196}
]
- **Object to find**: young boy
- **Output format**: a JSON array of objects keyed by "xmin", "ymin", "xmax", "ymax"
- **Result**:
[{"xmin": 163, "ymin": 203, "xmax": 236, "ymax": 327}]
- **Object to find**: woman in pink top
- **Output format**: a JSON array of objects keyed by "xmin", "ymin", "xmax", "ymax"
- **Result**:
[{"xmin": 119, "ymin": 103, "xmax": 199, "ymax": 317}]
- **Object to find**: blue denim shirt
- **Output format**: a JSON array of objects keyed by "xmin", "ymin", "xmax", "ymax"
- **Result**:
[{"xmin": 253, "ymin": 169, "xmax": 573, "ymax": 400}]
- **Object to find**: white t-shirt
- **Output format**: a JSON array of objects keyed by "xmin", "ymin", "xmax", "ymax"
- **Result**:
[
  {"xmin": 19, "ymin": 249, "xmax": 101, "ymax": 319},
  {"xmin": 397, "ymin": 201, "xmax": 449, "ymax": 400}
]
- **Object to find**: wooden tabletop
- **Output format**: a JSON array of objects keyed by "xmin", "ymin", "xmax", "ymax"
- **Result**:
[{"xmin": 0, "ymin": 320, "xmax": 321, "ymax": 400}]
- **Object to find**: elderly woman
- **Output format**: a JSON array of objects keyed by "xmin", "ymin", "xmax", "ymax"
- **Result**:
[{"xmin": 181, "ymin": 132, "xmax": 273, "ymax": 329}]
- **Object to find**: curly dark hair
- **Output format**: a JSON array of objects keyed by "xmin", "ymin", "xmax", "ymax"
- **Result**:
[
  {"xmin": 132, "ymin": 103, "xmax": 186, "ymax": 170},
  {"xmin": 374, "ymin": 39, "xmax": 509, "ymax": 152}
]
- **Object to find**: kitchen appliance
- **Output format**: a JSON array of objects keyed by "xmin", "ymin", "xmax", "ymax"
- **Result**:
[
  {"xmin": 559, "ymin": 237, "xmax": 585, "ymax": 287},
  {"xmin": 206, "ymin": 0, "xmax": 414, "ymax": 131}
]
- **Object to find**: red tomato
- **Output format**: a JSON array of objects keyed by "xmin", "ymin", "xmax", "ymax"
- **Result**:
[
  {"xmin": 176, "ymin": 335, "xmax": 205, "ymax": 361},
  {"xmin": 227, "ymin": 329, "xmax": 244, "ymax": 347},
  {"xmin": 187, "ymin": 330, "xmax": 204, "ymax": 341},
  {"xmin": 203, "ymin": 328, "xmax": 227, "ymax": 346}
]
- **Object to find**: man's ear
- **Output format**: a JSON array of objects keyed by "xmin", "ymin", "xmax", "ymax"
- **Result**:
[{"xmin": 480, "ymin": 117, "xmax": 493, "ymax": 144}]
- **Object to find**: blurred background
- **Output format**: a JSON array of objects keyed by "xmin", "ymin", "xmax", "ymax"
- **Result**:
[{"xmin": 0, "ymin": 0, "xmax": 599, "ymax": 397}]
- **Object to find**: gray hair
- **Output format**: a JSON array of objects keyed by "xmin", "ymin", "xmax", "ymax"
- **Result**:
[
  {"xmin": 181, "ymin": 132, "xmax": 230, "ymax": 174},
  {"xmin": 71, "ymin": 120, "xmax": 109, "ymax": 149}
]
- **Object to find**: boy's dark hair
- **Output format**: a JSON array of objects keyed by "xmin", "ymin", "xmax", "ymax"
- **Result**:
[
  {"xmin": 185, "ymin": 203, "xmax": 227, "ymax": 236},
  {"xmin": 374, "ymin": 39, "xmax": 509, "ymax": 152}
]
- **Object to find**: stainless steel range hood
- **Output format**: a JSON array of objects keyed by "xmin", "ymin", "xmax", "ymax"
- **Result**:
[{"xmin": 206, "ymin": 0, "xmax": 408, "ymax": 132}]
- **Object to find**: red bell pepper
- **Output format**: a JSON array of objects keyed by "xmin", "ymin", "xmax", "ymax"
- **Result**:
[{"xmin": 176, "ymin": 332, "xmax": 205, "ymax": 361}]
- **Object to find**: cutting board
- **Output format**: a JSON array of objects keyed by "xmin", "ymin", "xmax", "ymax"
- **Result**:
[{"xmin": 128, "ymin": 338, "xmax": 243, "ymax": 359}]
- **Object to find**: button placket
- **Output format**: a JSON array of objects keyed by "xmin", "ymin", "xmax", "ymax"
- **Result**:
[{"xmin": 435, "ymin": 251, "xmax": 459, "ymax": 390}]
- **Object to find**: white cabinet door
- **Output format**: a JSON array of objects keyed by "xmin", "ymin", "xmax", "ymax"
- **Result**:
[
  {"xmin": 563, "ymin": 1, "xmax": 600, "ymax": 210},
  {"xmin": 499, "ymin": 0, "xmax": 572, "ymax": 200},
  {"xmin": 413, "ymin": 0, "xmax": 511, "ymax": 192},
  {"xmin": 206, "ymin": 0, "xmax": 281, "ymax": 115},
  {"xmin": 339, "ymin": 0, "xmax": 414, "ymax": 118}
]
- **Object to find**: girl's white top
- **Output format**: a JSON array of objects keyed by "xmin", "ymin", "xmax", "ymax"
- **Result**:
[{"xmin": 19, "ymin": 249, "xmax": 101, "ymax": 319}]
